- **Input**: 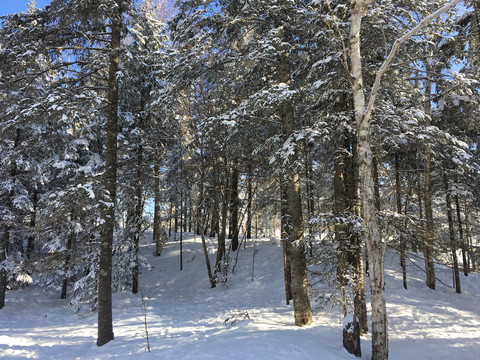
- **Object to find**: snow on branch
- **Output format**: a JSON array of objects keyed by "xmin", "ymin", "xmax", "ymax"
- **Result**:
[{"xmin": 363, "ymin": 0, "xmax": 461, "ymax": 124}]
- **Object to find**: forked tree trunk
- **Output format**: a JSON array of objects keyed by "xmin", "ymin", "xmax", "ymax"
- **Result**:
[
  {"xmin": 97, "ymin": 1, "xmax": 121, "ymax": 347},
  {"xmin": 347, "ymin": 2, "xmax": 461, "ymax": 356},
  {"xmin": 349, "ymin": 1, "xmax": 387, "ymax": 358}
]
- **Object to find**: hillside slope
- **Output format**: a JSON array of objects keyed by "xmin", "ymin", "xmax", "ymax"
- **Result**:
[{"xmin": 1, "ymin": 233, "xmax": 479, "ymax": 359}]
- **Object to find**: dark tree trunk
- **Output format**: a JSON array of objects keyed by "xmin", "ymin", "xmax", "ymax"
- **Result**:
[
  {"xmin": 455, "ymin": 196, "xmax": 468, "ymax": 275},
  {"xmin": 26, "ymin": 189, "xmax": 38, "ymax": 259},
  {"xmin": 180, "ymin": 190, "xmax": 183, "ymax": 271},
  {"xmin": 209, "ymin": 186, "xmax": 219, "ymax": 238},
  {"xmin": 444, "ymin": 173, "xmax": 461, "ymax": 294},
  {"xmin": 246, "ymin": 166, "xmax": 253, "ymax": 239},
  {"xmin": 61, "ymin": 225, "xmax": 74, "ymax": 299},
  {"xmin": 414, "ymin": 148, "xmax": 424, "ymax": 254},
  {"xmin": 0, "ymin": 129, "xmax": 20, "ymax": 309},
  {"xmin": 97, "ymin": 2, "xmax": 121, "ymax": 346},
  {"xmin": 132, "ymin": 131, "xmax": 143, "ymax": 295},
  {"xmin": 423, "ymin": 65, "xmax": 436, "ymax": 290},
  {"xmin": 281, "ymin": 180, "xmax": 292, "ymax": 305},
  {"xmin": 373, "ymin": 152, "xmax": 381, "ymax": 212},
  {"xmin": 395, "ymin": 153, "xmax": 407, "ymax": 290},
  {"xmin": 215, "ymin": 162, "xmax": 230, "ymax": 274},
  {"xmin": 153, "ymin": 163, "xmax": 162, "ymax": 256},
  {"xmin": 229, "ymin": 164, "xmax": 239, "ymax": 251}
]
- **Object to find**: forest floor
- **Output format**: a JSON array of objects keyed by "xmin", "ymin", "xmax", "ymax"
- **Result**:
[{"xmin": 1, "ymin": 233, "xmax": 479, "ymax": 359}]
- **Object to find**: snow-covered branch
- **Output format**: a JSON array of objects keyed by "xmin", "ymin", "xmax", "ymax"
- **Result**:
[{"xmin": 363, "ymin": 0, "xmax": 461, "ymax": 124}]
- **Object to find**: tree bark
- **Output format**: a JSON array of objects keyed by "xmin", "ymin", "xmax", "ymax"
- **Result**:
[
  {"xmin": 229, "ymin": 164, "xmax": 239, "ymax": 251},
  {"xmin": 395, "ymin": 153, "xmax": 407, "ymax": 290},
  {"xmin": 455, "ymin": 196, "xmax": 468, "ymax": 275},
  {"xmin": 246, "ymin": 165, "xmax": 253, "ymax": 239},
  {"xmin": 350, "ymin": 138, "xmax": 368, "ymax": 334},
  {"xmin": 423, "ymin": 62, "xmax": 436, "ymax": 290},
  {"xmin": 278, "ymin": 27, "xmax": 312, "ymax": 325},
  {"xmin": 443, "ymin": 172, "xmax": 461, "ymax": 293},
  {"xmin": 97, "ymin": 1, "xmax": 121, "ymax": 346},
  {"xmin": 132, "ymin": 128, "xmax": 143, "ymax": 295},
  {"xmin": 349, "ymin": 1, "xmax": 388, "ymax": 358},
  {"xmin": 61, "ymin": 224, "xmax": 74, "ymax": 299},
  {"xmin": 26, "ymin": 189, "xmax": 38, "ymax": 260},
  {"xmin": 153, "ymin": 163, "xmax": 163, "ymax": 256},
  {"xmin": 0, "ymin": 129, "xmax": 20, "ymax": 309}
]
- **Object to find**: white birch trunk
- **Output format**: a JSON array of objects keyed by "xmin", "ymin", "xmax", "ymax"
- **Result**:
[
  {"xmin": 346, "ymin": 0, "xmax": 461, "ymax": 357},
  {"xmin": 349, "ymin": 2, "xmax": 388, "ymax": 359}
]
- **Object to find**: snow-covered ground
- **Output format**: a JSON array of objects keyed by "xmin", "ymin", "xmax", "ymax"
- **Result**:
[{"xmin": 1, "ymin": 233, "xmax": 479, "ymax": 359}]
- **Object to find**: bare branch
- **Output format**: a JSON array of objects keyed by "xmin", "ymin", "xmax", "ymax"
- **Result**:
[{"xmin": 363, "ymin": 0, "xmax": 461, "ymax": 124}]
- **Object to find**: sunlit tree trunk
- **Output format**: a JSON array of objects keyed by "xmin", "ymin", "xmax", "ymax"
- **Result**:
[
  {"xmin": 279, "ymin": 26, "xmax": 312, "ymax": 326},
  {"xmin": 349, "ymin": 1, "xmax": 388, "ymax": 357}
]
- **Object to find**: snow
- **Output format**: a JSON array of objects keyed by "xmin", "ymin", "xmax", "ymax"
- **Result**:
[{"xmin": 1, "ymin": 234, "xmax": 479, "ymax": 359}]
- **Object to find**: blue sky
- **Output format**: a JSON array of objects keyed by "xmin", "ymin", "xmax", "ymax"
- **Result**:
[{"xmin": 0, "ymin": 0, "xmax": 50, "ymax": 17}]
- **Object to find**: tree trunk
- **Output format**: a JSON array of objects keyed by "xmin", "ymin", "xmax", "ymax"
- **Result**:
[
  {"xmin": 278, "ymin": 28, "xmax": 312, "ymax": 325},
  {"xmin": 464, "ymin": 201, "xmax": 476, "ymax": 272},
  {"xmin": 26, "ymin": 189, "xmax": 38, "ymax": 259},
  {"xmin": 395, "ymin": 153, "xmax": 407, "ymax": 290},
  {"xmin": 97, "ymin": 2, "xmax": 121, "ymax": 346},
  {"xmin": 414, "ymin": 148, "xmax": 423, "ymax": 254},
  {"xmin": 281, "ymin": 180, "xmax": 292, "ymax": 305},
  {"xmin": 443, "ymin": 172, "xmax": 461, "ymax": 293},
  {"xmin": 246, "ymin": 166, "xmax": 253, "ymax": 239},
  {"xmin": 423, "ymin": 62, "xmax": 436, "ymax": 290},
  {"xmin": 209, "ymin": 150, "xmax": 219, "ymax": 237},
  {"xmin": 334, "ymin": 143, "xmax": 348, "ymax": 314},
  {"xmin": 153, "ymin": 163, "xmax": 163, "ymax": 256},
  {"xmin": 61, "ymin": 225, "xmax": 74, "ymax": 299},
  {"xmin": 350, "ymin": 138, "xmax": 368, "ymax": 334},
  {"xmin": 0, "ymin": 226, "xmax": 10, "ymax": 309},
  {"xmin": 229, "ymin": 164, "xmax": 239, "ymax": 251},
  {"xmin": 0, "ymin": 129, "xmax": 20, "ymax": 309},
  {"xmin": 132, "ymin": 134, "xmax": 143, "ymax": 295},
  {"xmin": 349, "ymin": 1, "xmax": 388, "ymax": 358},
  {"xmin": 455, "ymin": 196, "xmax": 468, "ymax": 275},
  {"xmin": 215, "ymin": 160, "xmax": 230, "ymax": 274}
]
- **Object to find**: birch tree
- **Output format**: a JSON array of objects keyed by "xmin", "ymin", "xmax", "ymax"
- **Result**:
[{"xmin": 346, "ymin": 0, "xmax": 461, "ymax": 358}]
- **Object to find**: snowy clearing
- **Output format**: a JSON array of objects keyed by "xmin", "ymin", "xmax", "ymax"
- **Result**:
[{"xmin": 1, "ymin": 234, "xmax": 479, "ymax": 359}]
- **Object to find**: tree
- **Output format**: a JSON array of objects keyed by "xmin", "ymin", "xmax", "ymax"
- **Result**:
[{"xmin": 346, "ymin": 0, "xmax": 461, "ymax": 358}]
